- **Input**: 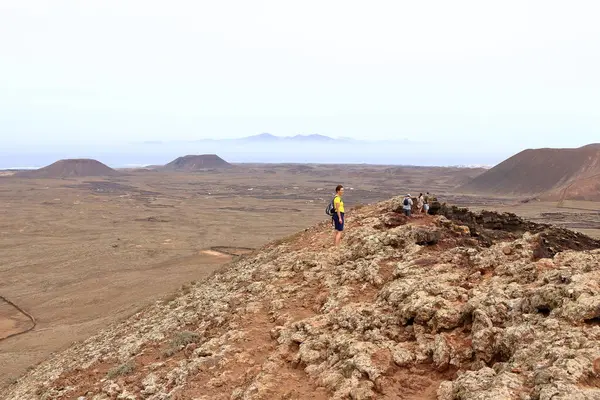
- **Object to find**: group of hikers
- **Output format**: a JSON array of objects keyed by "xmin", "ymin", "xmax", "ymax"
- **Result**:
[
  {"xmin": 327, "ymin": 185, "xmax": 432, "ymax": 246},
  {"xmin": 400, "ymin": 192, "xmax": 431, "ymax": 217}
]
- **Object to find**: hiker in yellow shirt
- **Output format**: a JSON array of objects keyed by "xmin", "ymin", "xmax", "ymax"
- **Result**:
[{"xmin": 333, "ymin": 185, "xmax": 345, "ymax": 246}]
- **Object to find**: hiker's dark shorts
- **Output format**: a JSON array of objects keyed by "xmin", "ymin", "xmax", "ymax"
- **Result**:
[
  {"xmin": 333, "ymin": 213, "xmax": 345, "ymax": 231},
  {"xmin": 403, "ymin": 209, "xmax": 411, "ymax": 217}
]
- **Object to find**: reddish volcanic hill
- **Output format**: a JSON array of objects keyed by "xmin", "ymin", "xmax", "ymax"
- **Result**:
[
  {"xmin": 460, "ymin": 144, "xmax": 600, "ymax": 201},
  {"xmin": 542, "ymin": 174, "xmax": 600, "ymax": 201},
  {"xmin": 163, "ymin": 154, "xmax": 232, "ymax": 171},
  {"xmin": 17, "ymin": 159, "xmax": 120, "ymax": 178}
]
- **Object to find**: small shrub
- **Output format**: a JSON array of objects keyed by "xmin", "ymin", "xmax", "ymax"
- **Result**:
[
  {"xmin": 181, "ymin": 285, "xmax": 191, "ymax": 295},
  {"xmin": 107, "ymin": 361, "xmax": 135, "ymax": 379},
  {"xmin": 172, "ymin": 331, "xmax": 200, "ymax": 348},
  {"xmin": 352, "ymin": 203, "xmax": 366, "ymax": 211},
  {"xmin": 161, "ymin": 293, "xmax": 178, "ymax": 305},
  {"xmin": 161, "ymin": 347, "xmax": 177, "ymax": 358},
  {"xmin": 161, "ymin": 331, "xmax": 200, "ymax": 359}
]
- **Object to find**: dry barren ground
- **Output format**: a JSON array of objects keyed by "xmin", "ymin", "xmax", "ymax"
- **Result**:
[{"xmin": 0, "ymin": 164, "xmax": 597, "ymax": 389}]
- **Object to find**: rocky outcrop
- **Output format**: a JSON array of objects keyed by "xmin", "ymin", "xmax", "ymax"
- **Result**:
[
  {"xmin": 436, "ymin": 204, "xmax": 600, "ymax": 252},
  {"xmin": 3, "ymin": 197, "xmax": 600, "ymax": 400}
]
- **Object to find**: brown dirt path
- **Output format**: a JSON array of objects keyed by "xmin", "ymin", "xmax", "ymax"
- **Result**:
[{"xmin": 0, "ymin": 296, "xmax": 36, "ymax": 341}]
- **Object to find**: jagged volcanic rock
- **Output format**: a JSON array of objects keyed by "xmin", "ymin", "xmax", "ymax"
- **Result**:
[{"xmin": 3, "ymin": 198, "xmax": 600, "ymax": 399}]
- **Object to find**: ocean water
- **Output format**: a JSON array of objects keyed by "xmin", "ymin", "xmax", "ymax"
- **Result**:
[{"xmin": 0, "ymin": 142, "xmax": 504, "ymax": 169}]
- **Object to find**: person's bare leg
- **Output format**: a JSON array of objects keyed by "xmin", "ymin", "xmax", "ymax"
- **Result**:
[{"xmin": 335, "ymin": 231, "xmax": 342, "ymax": 246}]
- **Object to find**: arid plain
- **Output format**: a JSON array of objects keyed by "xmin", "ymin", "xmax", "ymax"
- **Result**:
[{"xmin": 1, "ymin": 164, "xmax": 598, "ymax": 389}]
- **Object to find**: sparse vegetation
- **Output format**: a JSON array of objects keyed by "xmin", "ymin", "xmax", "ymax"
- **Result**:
[
  {"xmin": 351, "ymin": 203, "xmax": 367, "ymax": 211},
  {"xmin": 161, "ymin": 331, "xmax": 201, "ymax": 358},
  {"xmin": 161, "ymin": 293, "xmax": 178, "ymax": 305},
  {"xmin": 180, "ymin": 284, "xmax": 191, "ymax": 295},
  {"xmin": 106, "ymin": 361, "xmax": 135, "ymax": 379},
  {"xmin": 172, "ymin": 331, "xmax": 200, "ymax": 348},
  {"xmin": 161, "ymin": 347, "xmax": 177, "ymax": 358}
]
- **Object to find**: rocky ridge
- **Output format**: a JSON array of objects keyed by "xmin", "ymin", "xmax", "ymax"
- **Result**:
[{"xmin": 3, "ymin": 197, "xmax": 600, "ymax": 400}]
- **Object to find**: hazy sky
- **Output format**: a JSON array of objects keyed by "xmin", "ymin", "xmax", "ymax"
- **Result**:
[{"xmin": 1, "ymin": 0, "xmax": 599, "ymax": 150}]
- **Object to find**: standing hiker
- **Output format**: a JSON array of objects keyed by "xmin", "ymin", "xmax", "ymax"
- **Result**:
[
  {"xmin": 332, "ymin": 185, "xmax": 345, "ymax": 246},
  {"xmin": 423, "ymin": 192, "xmax": 431, "ymax": 214},
  {"xmin": 402, "ymin": 194, "xmax": 413, "ymax": 217},
  {"xmin": 417, "ymin": 193, "xmax": 425, "ymax": 213}
]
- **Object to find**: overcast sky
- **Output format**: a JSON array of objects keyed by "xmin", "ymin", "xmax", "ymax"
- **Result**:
[{"xmin": 1, "ymin": 0, "xmax": 599, "ymax": 150}]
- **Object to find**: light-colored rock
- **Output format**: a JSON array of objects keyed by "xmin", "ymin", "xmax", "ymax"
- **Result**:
[
  {"xmin": 3, "ymin": 197, "xmax": 600, "ymax": 400},
  {"xmin": 391, "ymin": 345, "xmax": 414, "ymax": 367},
  {"xmin": 436, "ymin": 381, "xmax": 454, "ymax": 400}
]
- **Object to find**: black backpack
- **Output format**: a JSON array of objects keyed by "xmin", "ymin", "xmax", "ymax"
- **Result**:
[
  {"xmin": 326, "ymin": 196, "xmax": 337, "ymax": 216},
  {"xmin": 403, "ymin": 198, "xmax": 409, "ymax": 206}
]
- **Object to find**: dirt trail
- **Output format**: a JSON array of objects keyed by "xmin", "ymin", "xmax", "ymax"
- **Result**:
[
  {"xmin": 0, "ymin": 296, "xmax": 36, "ymax": 341},
  {"xmin": 0, "ymin": 249, "xmax": 241, "ymax": 389},
  {"xmin": 1, "ymin": 248, "xmax": 244, "ymax": 344}
]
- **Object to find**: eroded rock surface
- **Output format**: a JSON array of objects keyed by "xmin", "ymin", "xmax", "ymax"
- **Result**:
[{"xmin": 3, "ymin": 197, "xmax": 600, "ymax": 400}]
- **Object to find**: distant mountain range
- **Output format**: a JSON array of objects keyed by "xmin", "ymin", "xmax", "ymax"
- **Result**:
[
  {"xmin": 141, "ymin": 134, "xmax": 357, "ymax": 145},
  {"xmin": 243, "ymin": 133, "xmax": 340, "ymax": 142},
  {"xmin": 1, "ymin": 134, "xmax": 513, "ymax": 169}
]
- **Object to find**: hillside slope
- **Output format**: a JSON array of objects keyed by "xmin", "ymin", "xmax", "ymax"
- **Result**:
[
  {"xmin": 4, "ymin": 198, "xmax": 600, "ymax": 400},
  {"xmin": 17, "ymin": 159, "xmax": 120, "ymax": 178},
  {"xmin": 163, "ymin": 154, "xmax": 232, "ymax": 171},
  {"xmin": 541, "ymin": 173, "xmax": 600, "ymax": 202},
  {"xmin": 460, "ymin": 144, "xmax": 600, "ymax": 200}
]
